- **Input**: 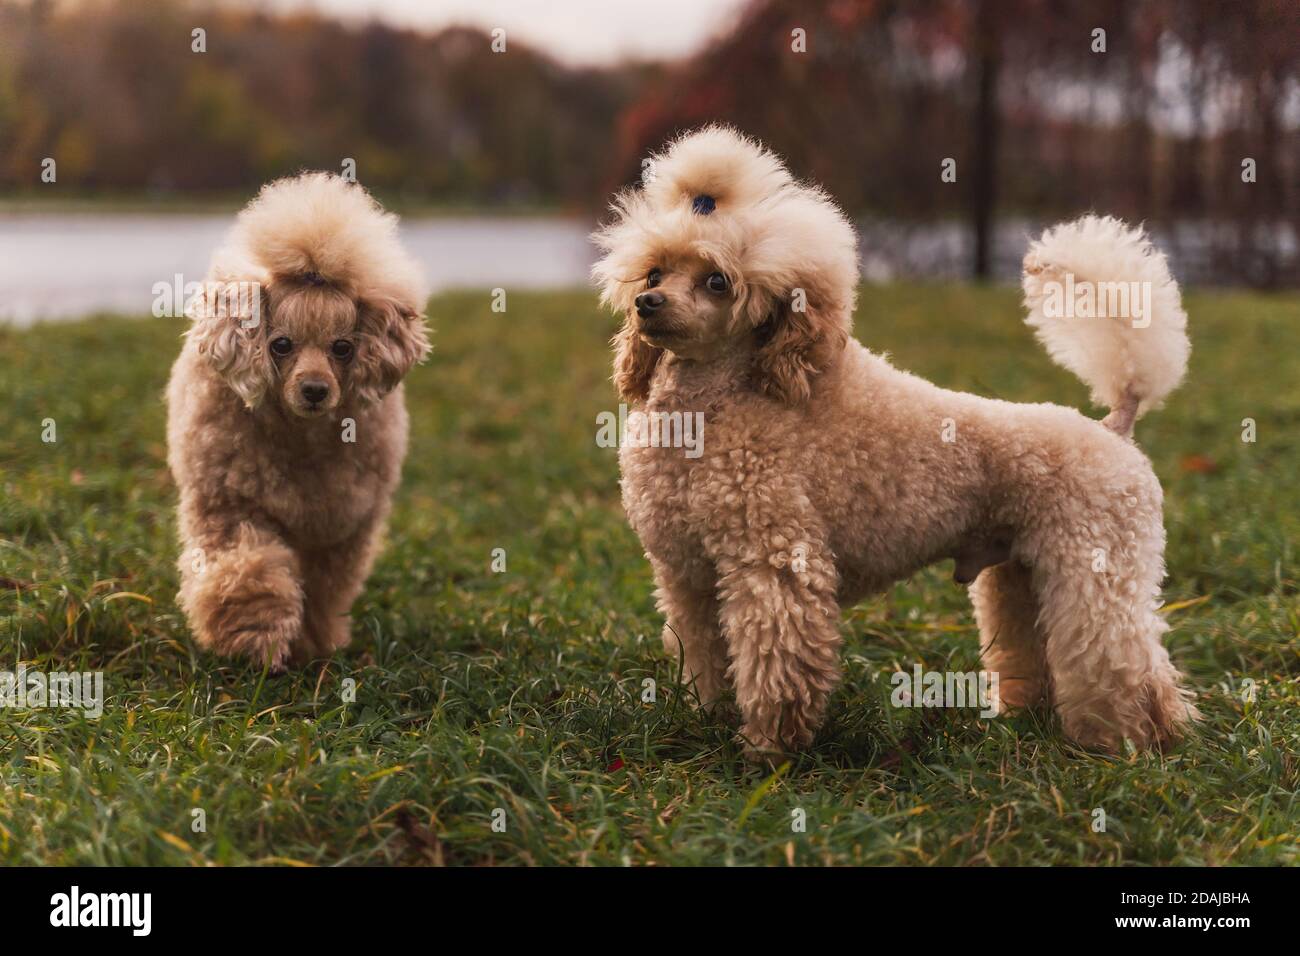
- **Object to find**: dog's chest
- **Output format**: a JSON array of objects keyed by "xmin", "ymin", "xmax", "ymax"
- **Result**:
[
  {"xmin": 616, "ymin": 398, "xmax": 725, "ymax": 566},
  {"xmin": 620, "ymin": 445, "xmax": 697, "ymax": 550},
  {"xmin": 251, "ymin": 426, "xmax": 397, "ymax": 546}
]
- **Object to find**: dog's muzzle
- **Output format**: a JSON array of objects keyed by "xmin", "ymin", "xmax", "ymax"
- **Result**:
[
  {"xmin": 635, "ymin": 291, "xmax": 666, "ymax": 318},
  {"xmin": 300, "ymin": 380, "xmax": 330, "ymax": 406}
]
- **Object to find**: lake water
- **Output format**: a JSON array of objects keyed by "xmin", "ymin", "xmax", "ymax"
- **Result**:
[
  {"xmin": 0, "ymin": 214, "xmax": 598, "ymax": 325},
  {"xmin": 1, "ymin": 213, "xmax": 1288, "ymax": 324}
]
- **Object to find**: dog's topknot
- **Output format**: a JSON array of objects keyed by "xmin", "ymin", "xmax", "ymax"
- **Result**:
[
  {"xmin": 215, "ymin": 171, "xmax": 426, "ymax": 310},
  {"xmin": 640, "ymin": 126, "xmax": 790, "ymax": 219},
  {"xmin": 592, "ymin": 125, "xmax": 860, "ymax": 329}
]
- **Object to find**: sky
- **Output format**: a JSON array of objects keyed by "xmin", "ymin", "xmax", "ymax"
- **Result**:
[{"xmin": 256, "ymin": 0, "xmax": 752, "ymax": 66}]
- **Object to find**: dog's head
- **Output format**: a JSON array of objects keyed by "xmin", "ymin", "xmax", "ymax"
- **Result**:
[
  {"xmin": 187, "ymin": 172, "xmax": 430, "ymax": 417},
  {"xmin": 591, "ymin": 126, "xmax": 859, "ymax": 404}
]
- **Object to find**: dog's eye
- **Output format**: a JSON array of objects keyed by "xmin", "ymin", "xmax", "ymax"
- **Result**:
[
  {"xmin": 646, "ymin": 268, "xmax": 662, "ymax": 289},
  {"xmin": 705, "ymin": 272, "xmax": 729, "ymax": 294},
  {"xmin": 270, "ymin": 337, "xmax": 293, "ymax": 356},
  {"xmin": 330, "ymin": 339, "xmax": 354, "ymax": 361}
]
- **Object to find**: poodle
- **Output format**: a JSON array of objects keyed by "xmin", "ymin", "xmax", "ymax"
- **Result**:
[
  {"xmin": 166, "ymin": 172, "xmax": 430, "ymax": 669},
  {"xmin": 592, "ymin": 126, "xmax": 1198, "ymax": 756}
]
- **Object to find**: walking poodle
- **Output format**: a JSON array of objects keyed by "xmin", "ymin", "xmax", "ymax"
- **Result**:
[{"xmin": 167, "ymin": 173, "xmax": 430, "ymax": 669}]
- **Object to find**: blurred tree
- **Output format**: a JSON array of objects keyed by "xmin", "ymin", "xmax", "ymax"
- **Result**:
[
  {"xmin": 0, "ymin": 0, "xmax": 649, "ymax": 209},
  {"xmin": 609, "ymin": 0, "xmax": 1297, "ymax": 286},
  {"xmin": 0, "ymin": 0, "xmax": 1293, "ymax": 284},
  {"xmin": 970, "ymin": 0, "xmax": 1001, "ymax": 279}
]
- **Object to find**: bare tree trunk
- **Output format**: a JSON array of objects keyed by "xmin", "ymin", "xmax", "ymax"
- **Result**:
[
  {"xmin": 1254, "ymin": 66, "xmax": 1280, "ymax": 288},
  {"xmin": 971, "ymin": 0, "xmax": 1001, "ymax": 281}
]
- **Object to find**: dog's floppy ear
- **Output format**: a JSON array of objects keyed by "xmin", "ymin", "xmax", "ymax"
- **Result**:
[
  {"xmin": 186, "ymin": 275, "xmax": 272, "ymax": 409},
  {"xmin": 352, "ymin": 296, "xmax": 431, "ymax": 404},
  {"xmin": 750, "ymin": 287, "xmax": 850, "ymax": 405},
  {"xmin": 590, "ymin": 191, "xmax": 665, "ymax": 404},
  {"xmin": 611, "ymin": 319, "xmax": 662, "ymax": 404}
]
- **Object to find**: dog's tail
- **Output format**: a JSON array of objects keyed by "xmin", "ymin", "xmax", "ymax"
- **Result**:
[{"xmin": 1021, "ymin": 215, "xmax": 1189, "ymax": 438}]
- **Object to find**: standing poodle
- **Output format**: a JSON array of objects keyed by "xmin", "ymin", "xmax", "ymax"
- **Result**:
[
  {"xmin": 593, "ymin": 127, "xmax": 1197, "ymax": 756},
  {"xmin": 167, "ymin": 173, "xmax": 430, "ymax": 669}
]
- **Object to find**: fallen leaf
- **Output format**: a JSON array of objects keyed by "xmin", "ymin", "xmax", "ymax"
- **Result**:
[
  {"xmin": 394, "ymin": 807, "xmax": 444, "ymax": 866},
  {"xmin": 1179, "ymin": 454, "xmax": 1218, "ymax": 474}
]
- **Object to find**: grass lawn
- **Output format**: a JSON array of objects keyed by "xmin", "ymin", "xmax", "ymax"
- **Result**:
[{"xmin": 1, "ymin": 283, "xmax": 1297, "ymax": 866}]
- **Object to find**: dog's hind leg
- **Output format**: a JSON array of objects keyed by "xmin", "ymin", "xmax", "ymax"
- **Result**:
[
  {"xmin": 969, "ymin": 560, "xmax": 1048, "ymax": 712},
  {"xmin": 1027, "ymin": 500, "xmax": 1198, "ymax": 752},
  {"xmin": 177, "ymin": 521, "xmax": 304, "ymax": 671}
]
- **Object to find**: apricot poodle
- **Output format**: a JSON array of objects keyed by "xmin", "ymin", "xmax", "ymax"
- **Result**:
[
  {"xmin": 167, "ymin": 173, "xmax": 430, "ymax": 669},
  {"xmin": 593, "ymin": 127, "xmax": 1198, "ymax": 756}
]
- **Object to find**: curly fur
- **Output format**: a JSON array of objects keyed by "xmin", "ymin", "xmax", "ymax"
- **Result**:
[
  {"xmin": 594, "ymin": 127, "xmax": 1198, "ymax": 757},
  {"xmin": 1023, "ymin": 213, "xmax": 1190, "ymax": 422},
  {"xmin": 167, "ymin": 172, "xmax": 430, "ymax": 668}
]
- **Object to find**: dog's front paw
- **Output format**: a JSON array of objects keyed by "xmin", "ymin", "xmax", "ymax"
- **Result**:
[
  {"xmin": 740, "ymin": 740, "xmax": 792, "ymax": 767},
  {"xmin": 988, "ymin": 675, "xmax": 1046, "ymax": 714},
  {"xmin": 700, "ymin": 697, "xmax": 740, "ymax": 724},
  {"xmin": 294, "ymin": 615, "xmax": 352, "ymax": 665},
  {"xmin": 738, "ymin": 718, "xmax": 812, "ymax": 765},
  {"xmin": 195, "ymin": 583, "xmax": 303, "ymax": 669},
  {"xmin": 179, "ymin": 529, "xmax": 306, "ymax": 669},
  {"xmin": 222, "ymin": 615, "xmax": 300, "ymax": 672}
]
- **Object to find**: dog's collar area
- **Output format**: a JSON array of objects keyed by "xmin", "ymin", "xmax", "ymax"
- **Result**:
[{"xmin": 691, "ymin": 194, "xmax": 717, "ymax": 216}]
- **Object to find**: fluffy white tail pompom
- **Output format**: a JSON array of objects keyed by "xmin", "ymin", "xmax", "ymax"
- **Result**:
[{"xmin": 1022, "ymin": 215, "xmax": 1189, "ymax": 434}]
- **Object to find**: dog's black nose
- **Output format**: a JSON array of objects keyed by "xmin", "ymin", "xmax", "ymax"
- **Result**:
[
  {"xmin": 300, "ymin": 381, "xmax": 329, "ymax": 404},
  {"xmin": 635, "ymin": 291, "xmax": 666, "ymax": 317}
]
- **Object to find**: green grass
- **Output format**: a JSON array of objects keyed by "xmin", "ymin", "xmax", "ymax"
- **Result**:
[{"xmin": 1, "ymin": 283, "xmax": 1297, "ymax": 866}]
